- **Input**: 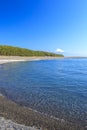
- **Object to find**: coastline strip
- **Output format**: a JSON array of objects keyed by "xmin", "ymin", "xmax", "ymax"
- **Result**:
[{"xmin": 0, "ymin": 56, "xmax": 64, "ymax": 65}]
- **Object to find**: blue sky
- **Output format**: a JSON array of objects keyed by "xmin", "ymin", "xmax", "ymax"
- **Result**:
[{"xmin": 0, "ymin": 0, "xmax": 87, "ymax": 56}]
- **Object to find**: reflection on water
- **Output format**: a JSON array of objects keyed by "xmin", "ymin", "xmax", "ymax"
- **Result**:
[{"xmin": 0, "ymin": 59, "xmax": 87, "ymax": 125}]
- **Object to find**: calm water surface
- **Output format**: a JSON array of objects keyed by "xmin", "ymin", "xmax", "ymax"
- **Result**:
[{"xmin": 0, "ymin": 58, "xmax": 87, "ymax": 125}]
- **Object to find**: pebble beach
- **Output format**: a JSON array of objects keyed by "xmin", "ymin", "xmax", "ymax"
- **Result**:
[{"xmin": 0, "ymin": 117, "xmax": 38, "ymax": 130}]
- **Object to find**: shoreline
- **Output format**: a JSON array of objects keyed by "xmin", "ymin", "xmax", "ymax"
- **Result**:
[
  {"xmin": 0, "ymin": 95, "xmax": 41, "ymax": 130},
  {"xmin": 0, "ymin": 56, "xmax": 85, "ymax": 130},
  {"xmin": 0, "ymin": 56, "xmax": 87, "ymax": 65},
  {"xmin": 0, "ymin": 56, "xmax": 64, "ymax": 65},
  {"xmin": 0, "ymin": 95, "xmax": 84, "ymax": 130},
  {"xmin": 0, "ymin": 116, "xmax": 38, "ymax": 130}
]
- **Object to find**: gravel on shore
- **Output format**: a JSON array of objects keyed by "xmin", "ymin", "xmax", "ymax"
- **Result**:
[
  {"xmin": 0, "ymin": 117, "xmax": 39, "ymax": 130},
  {"xmin": 0, "ymin": 91, "xmax": 85, "ymax": 130}
]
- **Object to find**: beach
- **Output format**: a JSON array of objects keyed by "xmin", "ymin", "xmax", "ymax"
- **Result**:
[
  {"xmin": 0, "ymin": 117, "xmax": 38, "ymax": 130},
  {"xmin": 0, "ymin": 94, "xmax": 84, "ymax": 130},
  {"xmin": 0, "ymin": 56, "xmax": 64, "ymax": 64}
]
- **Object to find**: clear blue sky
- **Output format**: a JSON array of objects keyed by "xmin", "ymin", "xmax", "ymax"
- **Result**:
[{"xmin": 0, "ymin": 0, "xmax": 87, "ymax": 56}]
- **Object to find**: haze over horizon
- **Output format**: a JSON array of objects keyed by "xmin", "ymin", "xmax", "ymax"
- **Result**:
[{"xmin": 0, "ymin": 0, "xmax": 87, "ymax": 56}]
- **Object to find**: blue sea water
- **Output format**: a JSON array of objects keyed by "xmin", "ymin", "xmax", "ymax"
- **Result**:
[{"xmin": 0, "ymin": 58, "xmax": 87, "ymax": 125}]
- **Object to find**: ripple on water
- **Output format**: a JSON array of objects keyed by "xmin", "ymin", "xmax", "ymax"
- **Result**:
[{"xmin": 0, "ymin": 59, "xmax": 87, "ymax": 126}]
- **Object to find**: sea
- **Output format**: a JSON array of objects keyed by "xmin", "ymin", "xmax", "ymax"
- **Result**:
[{"xmin": 0, "ymin": 58, "xmax": 87, "ymax": 126}]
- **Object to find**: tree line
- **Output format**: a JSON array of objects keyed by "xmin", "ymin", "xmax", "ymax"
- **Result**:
[{"xmin": 0, "ymin": 45, "xmax": 64, "ymax": 57}]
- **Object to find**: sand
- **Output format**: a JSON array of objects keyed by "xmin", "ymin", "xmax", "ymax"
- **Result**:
[{"xmin": 0, "ymin": 56, "xmax": 63, "ymax": 65}]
